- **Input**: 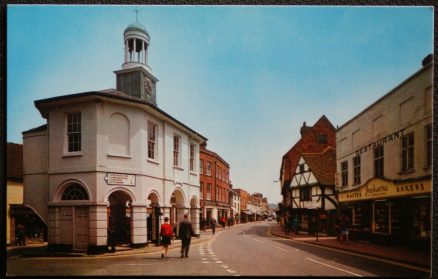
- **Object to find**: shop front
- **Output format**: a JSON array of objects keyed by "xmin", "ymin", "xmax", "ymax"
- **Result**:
[{"xmin": 338, "ymin": 177, "xmax": 431, "ymax": 249}]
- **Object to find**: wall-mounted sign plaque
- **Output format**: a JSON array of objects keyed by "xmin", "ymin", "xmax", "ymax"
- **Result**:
[{"xmin": 104, "ymin": 173, "xmax": 135, "ymax": 186}]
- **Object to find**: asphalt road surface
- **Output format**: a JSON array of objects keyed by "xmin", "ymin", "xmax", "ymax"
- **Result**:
[{"xmin": 6, "ymin": 222, "xmax": 430, "ymax": 277}]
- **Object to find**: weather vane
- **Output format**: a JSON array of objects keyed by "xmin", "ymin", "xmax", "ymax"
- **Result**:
[{"xmin": 133, "ymin": 8, "xmax": 141, "ymax": 22}]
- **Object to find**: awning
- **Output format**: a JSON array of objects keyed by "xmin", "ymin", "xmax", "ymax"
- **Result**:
[{"xmin": 241, "ymin": 209, "xmax": 253, "ymax": 215}]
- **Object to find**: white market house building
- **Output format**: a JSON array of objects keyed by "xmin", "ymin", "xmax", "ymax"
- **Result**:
[{"xmin": 23, "ymin": 21, "xmax": 206, "ymax": 253}]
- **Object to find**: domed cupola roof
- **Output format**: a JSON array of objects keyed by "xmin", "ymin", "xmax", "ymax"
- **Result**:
[{"xmin": 124, "ymin": 21, "xmax": 150, "ymax": 39}]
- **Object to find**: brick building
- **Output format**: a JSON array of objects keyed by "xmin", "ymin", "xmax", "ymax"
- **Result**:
[
  {"xmin": 199, "ymin": 142, "xmax": 231, "ymax": 225},
  {"xmin": 279, "ymin": 115, "xmax": 336, "ymax": 230}
]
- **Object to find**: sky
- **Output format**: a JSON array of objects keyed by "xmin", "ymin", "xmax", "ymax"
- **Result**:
[{"xmin": 7, "ymin": 5, "xmax": 434, "ymax": 204}]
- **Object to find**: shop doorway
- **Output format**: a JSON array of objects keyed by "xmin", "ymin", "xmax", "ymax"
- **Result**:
[{"xmin": 108, "ymin": 191, "xmax": 132, "ymax": 245}]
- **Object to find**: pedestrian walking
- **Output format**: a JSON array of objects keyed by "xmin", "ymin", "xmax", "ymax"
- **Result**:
[
  {"xmin": 220, "ymin": 216, "xmax": 226, "ymax": 228},
  {"xmin": 293, "ymin": 216, "xmax": 300, "ymax": 235},
  {"xmin": 178, "ymin": 213, "xmax": 194, "ymax": 258},
  {"xmin": 210, "ymin": 217, "xmax": 217, "ymax": 235},
  {"xmin": 160, "ymin": 217, "xmax": 173, "ymax": 258},
  {"xmin": 340, "ymin": 215, "xmax": 350, "ymax": 244},
  {"xmin": 107, "ymin": 226, "xmax": 116, "ymax": 252},
  {"xmin": 15, "ymin": 224, "xmax": 26, "ymax": 246}
]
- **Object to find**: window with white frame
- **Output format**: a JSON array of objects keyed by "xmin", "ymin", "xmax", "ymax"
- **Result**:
[
  {"xmin": 67, "ymin": 112, "xmax": 81, "ymax": 152},
  {"xmin": 341, "ymin": 160, "xmax": 348, "ymax": 187},
  {"xmin": 200, "ymin": 159, "xmax": 204, "ymax": 174},
  {"xmin": 148, "ymin": 122, "xmax": 157, "ymax": 160},
  {"xmin": 200, "ymin": 182, "xmax": 203, "ymax": 199},
  {"xmin": 353, "ymin": 155, "xmax": 361, "ymax": 185},
  {"xmin": 207, "ymin": 161, "xmax": 211, "ymax": 176},
  {"xmin": 401, "ymin": 132, "xmax": 414, "ymax": 172},
  {"xmin": 207, "ymin": 183, "xmax": 211, "ymax": 200},
  {"xmin": 189, "ymin": 143, "xmax": 196, "ymax": 172},
  {"xmin": 173, "ymin": 134, "xmax": 181, "ymax": 166},
  {"xmin": 374, "ymin": 145, "xmax": 384, "ymax": 178}
]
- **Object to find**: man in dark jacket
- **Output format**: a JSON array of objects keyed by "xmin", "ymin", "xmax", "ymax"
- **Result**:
[{"xmin": 179, "ymin": 213, "xmax": 194, "ymax": 258}]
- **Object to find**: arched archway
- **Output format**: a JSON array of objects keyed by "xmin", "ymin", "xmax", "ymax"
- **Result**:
[
  {"xmin": 146, "ymin": 192, "xmax": 161, "ymax": 244},
  {"xmin": 169, "ymin": 189, "xmax": 185, "ymax": 237},
  {"xmin": 49, "ymin": 181, "xmax": 91, "ymax": 252},
  {"xmin": 108, "ymin": 190, "xmax": 133, "ymax": 245}
]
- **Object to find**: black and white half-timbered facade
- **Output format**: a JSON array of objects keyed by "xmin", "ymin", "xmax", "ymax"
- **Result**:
[{"xmin": 290, "ymin": 147, "xmax": 338, "ymax": 234}]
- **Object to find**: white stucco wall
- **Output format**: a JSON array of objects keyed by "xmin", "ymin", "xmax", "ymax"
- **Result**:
[{"xmin": 23, "ymin": 130, "xmax": 49, "ymax": 223}]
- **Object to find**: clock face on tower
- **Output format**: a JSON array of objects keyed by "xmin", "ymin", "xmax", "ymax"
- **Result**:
[{"xmin": 144, "ymin": 76, "xmax": 152, "ymax": 99}]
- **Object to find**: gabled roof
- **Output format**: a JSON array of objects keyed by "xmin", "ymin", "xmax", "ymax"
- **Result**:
[
  {"xmin": 279, "ymin": 115, "xmax": 336, "ymax": 182},
  {"xmin": 301, "ymin": 147, "xmax": 336, "ymax": 186}
]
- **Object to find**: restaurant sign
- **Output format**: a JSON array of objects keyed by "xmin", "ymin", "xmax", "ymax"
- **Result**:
[
  {"xmin": 104, "ymin": 173, "xmax": 136, "ymax": 186},
  {"xmin": 338, "ymin": 177, "xmax": 431, "ymax": 202},
  {"xmin": 355, "ymin": 128, "xmax": 405, "ymax": 157}
]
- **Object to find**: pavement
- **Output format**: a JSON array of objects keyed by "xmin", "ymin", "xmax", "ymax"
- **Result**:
[
  {"xmin": 6, "ymin": 224, "xmax": 232, "ymax": 259},
  {"xmin": 7, "ymin": 222, "xmax": 431, "ymax": 271},
  {"xmin": 269, "ymin": 224, "xmax": 431, "ymax": 270}
]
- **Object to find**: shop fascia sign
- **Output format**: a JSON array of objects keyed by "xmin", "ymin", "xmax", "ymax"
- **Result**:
[
  {"xmin": 104, "ymin": 172, "xmax": 136, "ymax": 186},
  {"xmin": 338, "ymin": 177, "xmax": 431, "ymax": 202},
  {"xmin": 355, "ymin": 128, "xmax": 405, "ymax": 157}
]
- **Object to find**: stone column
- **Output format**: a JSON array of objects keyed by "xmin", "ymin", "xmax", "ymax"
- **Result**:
[
  {"xmin": 190, "ymin": 207, "xmax": 200, "ymax": 236},
  {"xmin": 88, "ymin": 203, "xmax": 108, "ymax": 254},
  {"xmin": 125, "ymin": 39, "xmax": 129, "ymax": 63},
  {"xmin": 144, "ymin": 41, "xmax": 148, "ymax": 65},
  {"xmin": 130, "ymin": 203, "xmax": 147, "ymax": 248},
  {"xmin": 133, "ymin": 38, "xmax": 137, "ymax": 62}
]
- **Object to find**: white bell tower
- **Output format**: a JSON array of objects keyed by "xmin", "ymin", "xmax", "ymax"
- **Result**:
[{"xmin": 115, "ymin": 14, "xmax": 159, "ymax": 105}]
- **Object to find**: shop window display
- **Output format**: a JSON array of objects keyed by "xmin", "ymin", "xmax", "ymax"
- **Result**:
[{"xmin": 374, "ymin": 200, "xmax": 389, "ymax": 233}]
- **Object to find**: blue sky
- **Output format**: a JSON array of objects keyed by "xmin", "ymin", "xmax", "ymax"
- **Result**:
[{"xmin": 7, "ymin": 5, "xmax": 433, "ymax": 204}]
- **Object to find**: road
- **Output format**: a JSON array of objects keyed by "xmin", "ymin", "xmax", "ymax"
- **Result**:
[{"xmin": 6, "ymin": 222, "xmax": 429, "ymax": 277}]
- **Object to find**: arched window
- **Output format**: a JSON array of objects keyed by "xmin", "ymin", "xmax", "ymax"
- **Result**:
[
  {"xmin": 61, "ymin": 184, "xmax": 89, "ymax": 200},
  {"xmin": 109, "ymin": 113, "xmax": 130, "ymax": 156}
]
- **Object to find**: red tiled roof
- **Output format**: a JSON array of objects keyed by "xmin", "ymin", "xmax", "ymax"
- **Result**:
[
  {"xmin": 280, "ymin": 115, "xmax": 336, "ymax": 183},
  {"xmin": 301, "ymin": 147, "xmax": 336, "ymax": 185}
]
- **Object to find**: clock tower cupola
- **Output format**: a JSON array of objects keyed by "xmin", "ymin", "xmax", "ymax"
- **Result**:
[{"xmin": 114, "ymin": 19, "xmax": 158, "ymax": 105}]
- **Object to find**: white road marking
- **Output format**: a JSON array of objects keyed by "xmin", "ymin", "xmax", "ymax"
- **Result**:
[
  {"xmin": 201, "ymin": 258, "xmax": 207, "ymax": 261},
  {"xmin": 221, "ymin": 265, "xmax": 229, "ymax": 268},
  {"xmin": 269, "ymin": 245, "xmax": 288, "ymax": 252},
  {"xmin": 226, "ymin": 269, "xmax": 237, "ymax": 273},
  {"xmin": 306, "ymin": 257, "xmax": 363, "ymax": 277},
  {"xmin": 202, "ymin": 261, "xmax": 210, "ymax": 264},
  {"xmin": 115, "ymin": 263, "xmax": 157, "ymax": 266},
  {"xmin": 215, "ymin": 261, "xmax": 223, "ymax": 263}
]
